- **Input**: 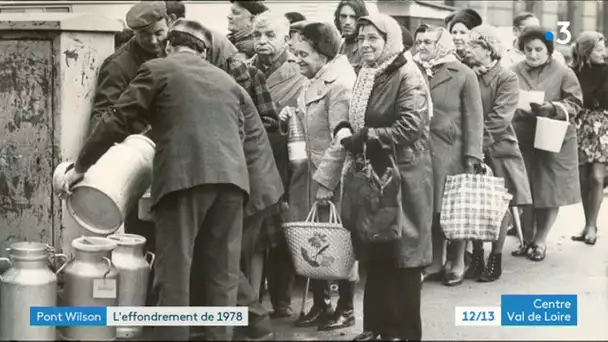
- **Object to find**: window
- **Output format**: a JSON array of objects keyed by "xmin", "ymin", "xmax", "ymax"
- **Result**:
[{"xmin": 0, "ymin": 6, "xmax": 71, "ymax": 14}]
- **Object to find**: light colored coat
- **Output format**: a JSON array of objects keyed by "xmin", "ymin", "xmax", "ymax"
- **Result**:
[
  {"xmin": 429, "ymin": 60, "xmax": 485, "ymax": 212},
  {"xmin": 287, "ymin": 55, "xmax": 357, "ymax": 222},
  {"xmin": 511, "ymin": 58, "xmax": 583, "ymax": 208}
]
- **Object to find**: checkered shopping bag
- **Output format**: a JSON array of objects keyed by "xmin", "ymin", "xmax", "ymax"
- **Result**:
[{"xmin": 440, "ymin": 166, "xmax": 513, "ymax": 241}]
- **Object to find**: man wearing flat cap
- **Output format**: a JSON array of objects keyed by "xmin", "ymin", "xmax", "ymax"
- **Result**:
[
  {"xmin": 89, "ymin": 1, "xmax": 169, "ymax": 132},
  {"xmin": 64, "ymin": 19, "xmax": 251, "ymax": 342},
  {"xmin": 228, "ymin": 0, "xmax": 269, "ymax": 61},
  {"xmin": 88, "ymin": 1, "xmax": 170, "ymax": 274}
]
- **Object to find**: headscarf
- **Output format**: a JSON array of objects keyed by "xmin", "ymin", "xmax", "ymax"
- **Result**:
[
  {"xmin": 342, "ymin": 13, "xmax": 404, "ymax": 176},
  {"xmin": 571, "ymin": 31, "xmax": 605, "ymax": 72},
  {"xmin": 413, "ymin": 26, "xmax": 458, "ymax": 78},
  {"xmin": 468, "ymin": 24, "xmax": 504, "ymax": 75}
]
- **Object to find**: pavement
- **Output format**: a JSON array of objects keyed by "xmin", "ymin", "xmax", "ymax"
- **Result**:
[{"xmin": 266, "ymin": 201, "xmax": 608, "ymax": 341}]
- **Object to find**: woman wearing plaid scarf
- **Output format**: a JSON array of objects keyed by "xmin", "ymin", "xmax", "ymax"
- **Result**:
[
  {"xmin": 413, "ymin": 25, "xmax": 485, "ymax": 287},
  {"xmin": 462, "ymin": 25, "xmax": 533, "ymax": 282},
  {"xmin": 337, "ymin": 14, "xmax": 433, "ymax": 341}
]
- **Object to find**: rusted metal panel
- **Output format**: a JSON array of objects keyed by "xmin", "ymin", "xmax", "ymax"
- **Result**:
[{"xmin": 0, "ymin": 38, "xmax": 54, "ymax": 252}]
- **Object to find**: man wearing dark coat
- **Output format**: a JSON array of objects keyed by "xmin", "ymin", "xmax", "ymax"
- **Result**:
[
  {"xmin": 88, "ymin": 2, "xmax": 170, "ymax": 289},
  {"xmin": 63, "ymin": 20, "xmax": 250, "ymax": 342}
]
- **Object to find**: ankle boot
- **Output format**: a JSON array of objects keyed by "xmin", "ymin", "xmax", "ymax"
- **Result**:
[
  {"xmin": 464, "ymin": 248, "xmax": 484, "ymax": 279},
  {"xmin": 478, "ymin": 253, "xmax": 502, "ymax": 282}
]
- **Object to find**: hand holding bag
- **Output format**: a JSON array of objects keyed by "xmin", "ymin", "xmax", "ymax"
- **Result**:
[{"xmin": 342, "ymin": 143, "xmax": 403, "ymax": 244}]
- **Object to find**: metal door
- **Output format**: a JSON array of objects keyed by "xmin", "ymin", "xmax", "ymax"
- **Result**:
[{"xmin": 0, "ymin": 39, "xmax": 55, "ymax": 252}]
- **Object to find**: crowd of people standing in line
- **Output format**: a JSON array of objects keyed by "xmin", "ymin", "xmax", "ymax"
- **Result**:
[{"xmin": 60, "ymin": 0, "xmax": 607, "ymax": 341}]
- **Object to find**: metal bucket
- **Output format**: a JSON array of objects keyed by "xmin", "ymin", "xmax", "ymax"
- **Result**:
[{"xmin": 67, "ymin": 135, "xmax": 155, "ymax": 235}]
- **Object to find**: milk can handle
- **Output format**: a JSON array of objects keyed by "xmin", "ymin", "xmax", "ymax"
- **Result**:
[
  {"xmin": 145, "ymin": 251, "xmax": 155, "ymax": 270},
  {"xmin": 55, "ymin": 255, "xmax": 73, "ymax": 275},
  {"xmin": 0, "ymin": 257, "xmax": 11, "ymax": 269},
  {"xmin": 101, "ymin": 257, "xmax": 112, "ymax": 278},
  {"xmin": 53, "ymin": 254, "xmax": 68, "ymax": 273}
]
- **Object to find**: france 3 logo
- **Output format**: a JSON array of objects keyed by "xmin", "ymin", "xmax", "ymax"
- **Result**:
[{"xmin": 546, "ymin": 21, "xmax": 572, "ymax": 45}]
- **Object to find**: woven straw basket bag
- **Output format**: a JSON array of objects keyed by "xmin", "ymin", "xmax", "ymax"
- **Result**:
[{"xmin": 283, "ymin": 201, "xmax": 356, "ymax": 280}]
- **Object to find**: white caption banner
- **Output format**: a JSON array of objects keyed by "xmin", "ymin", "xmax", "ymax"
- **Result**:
[
  {"xmin": 106, "ymin": 307, "xmax": 248, "ymax": 326},
  {"xmin": 455, "ymin": 306, "xmax": 501, "ymax": 326}
]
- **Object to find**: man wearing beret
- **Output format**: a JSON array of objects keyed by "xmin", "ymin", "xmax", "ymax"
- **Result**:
[
  {"xmin": 88, "ymin": 1, "xmax": 170, "ymax": 280},
  {"xmin": 64, "ymin": 19, "xmax": 251, "ymax": 341},
  {"xmin": 334, "ymin": 0, "xmax": 369, "ymax": 67},
  {"xmin": 228, "ymin": 0, "xmax": 269, "ymax": 61}
]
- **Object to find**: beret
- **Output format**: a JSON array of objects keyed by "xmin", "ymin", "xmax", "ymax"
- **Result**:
[
  {"xmin": 447, "ymin": 8, "xmax": 482, "ymax": 30},
  {"xmin": 231, "ymin": 0, "xmax": 268, "ymax": 16},
  {"xmin": 290, "ymin": 20, "xmax": 312, "ymax": 33},
  {"xmin": 301, "ymin": 22, "xmax": 342, "ymax": 60},
  {"xmin": 126, "ymin": 1, "xmax": 167, "ymax": 30}
]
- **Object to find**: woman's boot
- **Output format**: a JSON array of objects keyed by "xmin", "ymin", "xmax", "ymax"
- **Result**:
[
  {"xmin": 478, "ymin": 253, "xmax": 502, "ymax": 282},
  {"xmin": 464, "ymin": 248, "xmax": 484, "ymax": 279}
]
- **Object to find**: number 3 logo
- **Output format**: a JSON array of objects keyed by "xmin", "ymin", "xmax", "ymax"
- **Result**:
[{"xmin": 556, "ymin": 21, "xmax": 572, "ymax": 45}]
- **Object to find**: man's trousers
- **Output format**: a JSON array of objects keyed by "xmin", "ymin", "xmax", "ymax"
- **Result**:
[{"xmin": 152, "ymin": 184, "xmax": 244, "ymax": 341}]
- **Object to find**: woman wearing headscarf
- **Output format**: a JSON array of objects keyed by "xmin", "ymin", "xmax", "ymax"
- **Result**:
[
  {"xmin": 278, "ymin": 22, "xmax": 357, "ymax": 331},
  {"xmin": 462, "ymin": 25, "xmax": 532, "ymax": 282},
  {"xmin": 510, "ymin": 27, "xmax": 583, "ymax": 261},
  {"xmin": 570, "ymin": 31, "xmax": 608, "ymax": 246},
  {"xmin": 413, "ymin": 25, "xmax": 484, "ymax": 286},
  {"xmin": 445, "ymin": 8, "xmax": 482, "ymax": 64},
  {"xmin": 336, "ymin": 13, "xmax": 432, "ymax": 341}
]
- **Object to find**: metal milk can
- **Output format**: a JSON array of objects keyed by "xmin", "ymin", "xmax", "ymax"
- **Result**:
[
  {"xmin": 0, "ymin": 241, "xmax": 66, "ymax": 341},
  {"xmin": 107, "ymin": 234, "xmax": 155, "ymax": 339},
  {"xmin": 58, "ymin": 236, "xmax": 119, "ymax": 341},
  {"xmin": 66, "ymin": 134, "xmax": 155, "ymax": 236}
]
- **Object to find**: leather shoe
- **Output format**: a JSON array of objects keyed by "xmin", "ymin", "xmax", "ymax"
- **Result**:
[
  {"xmin": 353, "ymin": 331, "xmax": 379, "ymax": 341},
  {"xmin": 444, "ymin": 272, "xmax": 464, "ymax": 286},
  {"xmin": 294, "ymin": 306, "xmax": 333, "ymax": 328},
  {"xmin": 318, "ymin": 310, "xmax": 355, "ymax": 331}
]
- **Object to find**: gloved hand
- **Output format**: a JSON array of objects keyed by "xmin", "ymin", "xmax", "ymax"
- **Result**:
[
  {"xmin": 366, "ymin": 137, "xmax": 392, "ymax": 175},
  {"xmin": 340, "ymin": 127, "xmax": 369, "ymax": 153},
  {"xmin": 530, "ymin": 102, "xmax": 556, "ymax": 118}
]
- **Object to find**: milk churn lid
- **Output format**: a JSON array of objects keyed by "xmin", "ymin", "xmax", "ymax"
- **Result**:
[
  {"xmin": 107, "ymin": 234, "xmax": 146, "ymax": 246},
  {"xmin": 72, "ymin": 236, "xmax": 117, "ymax": 252},
  {"xmin": 7, "ymin": 241, "xmax": 49, "ymax": 260}
]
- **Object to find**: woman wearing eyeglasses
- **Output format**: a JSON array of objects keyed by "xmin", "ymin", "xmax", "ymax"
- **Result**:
[
  {"xmin": 413, "ymin": 25, "xmax": 484, "ymax": 286},
  {"xmin": 462, "ymin": 25, "xmax": 532, "ymax": 282}
]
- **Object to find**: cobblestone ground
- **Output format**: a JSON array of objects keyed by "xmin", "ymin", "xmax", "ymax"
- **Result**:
[{"xmin": 269, "ymin": 202, "xmax": 608, "ymax": 341}]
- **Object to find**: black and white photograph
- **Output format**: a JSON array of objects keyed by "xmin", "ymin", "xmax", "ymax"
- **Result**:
[{"xmin": 0, "ymin": 0, "xmax": 606, "ymax": 341}]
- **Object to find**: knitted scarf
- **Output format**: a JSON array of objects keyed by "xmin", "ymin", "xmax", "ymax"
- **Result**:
[
  {"xmin": 340, "ymin": 14, "xmax": 405, "ymax": 180},
  {"xmin": 472, "ymin": 59, "xmax": 498, "ymax": 76}
]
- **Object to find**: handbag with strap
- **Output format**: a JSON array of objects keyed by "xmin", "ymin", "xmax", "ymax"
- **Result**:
[{"xmin": 342, "ymin": 144, "xmax": 403, "ymax": 244}]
